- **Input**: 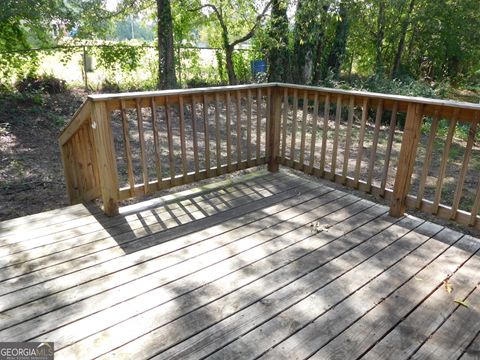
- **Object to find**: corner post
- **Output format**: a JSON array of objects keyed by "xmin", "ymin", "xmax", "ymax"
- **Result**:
[
  {"xmin": 390, "ymin": 102, "xmax": 423, "ymax": 217},
  {"xmin": 91, "ymin": 101, "xmax": 119, "ymax": 216},
  {"xmin": 268, "ymin": 86, "xmax": 282, "ymax": 172}
]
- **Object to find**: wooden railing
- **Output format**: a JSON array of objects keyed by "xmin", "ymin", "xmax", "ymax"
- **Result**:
[{"xmin": 58, "ymin": 83, "xmax": 480, "ymax": 230}]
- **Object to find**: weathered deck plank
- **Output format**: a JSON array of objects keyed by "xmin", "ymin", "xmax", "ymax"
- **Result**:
[{"xmin": 1, "ymin": 169, "xmax": 478, "ymax": 360}]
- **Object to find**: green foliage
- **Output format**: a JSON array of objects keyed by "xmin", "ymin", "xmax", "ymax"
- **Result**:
[{"xmin": 93, "ymin": 43, "xmax": 147, "ymax": 73}]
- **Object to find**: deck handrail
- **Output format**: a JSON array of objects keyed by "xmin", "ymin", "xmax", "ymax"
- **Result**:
[{"xmin": 58, "ymin": 83, "xmax": 480, "ymax": 230}]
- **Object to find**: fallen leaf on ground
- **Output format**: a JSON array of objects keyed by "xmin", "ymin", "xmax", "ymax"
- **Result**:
[
  {"xmin": 443, "ymin": 280, "xmax": 453, "ymax": 294},
  {"xmin": 454, "ymin": 299, "xmax": 469, "ymax": 308}
]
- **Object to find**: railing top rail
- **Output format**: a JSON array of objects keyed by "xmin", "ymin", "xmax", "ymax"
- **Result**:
[
  {"xmin": 87, "ymin": 83, "xmax": 274, "ymax": 102},
  {"xmin": 87, "ymin": 82, "xmax": 480, "ymax": 112},
  {"xmin": 280, "ymin": 83, "xmax": 480, "ymax": 112},
  {"xmin": 58, "ymin": 98, "xmax": 92, "ymax": 145}
]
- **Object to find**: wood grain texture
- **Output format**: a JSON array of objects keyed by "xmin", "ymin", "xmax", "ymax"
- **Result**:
[
  {"xmin": 390, "ymin": 103, "xmax": 424, "ymax": 217},
  {"xmin": 380, "ymin": 102, "xmax": 398, "ymax": 195},
  {"xmin": 90, "ymin": 101, "xmax": 119, "ymax": 216},
  {"xmin": 354, "ymin": 97, "xmax": 369, "ymax": 188}
]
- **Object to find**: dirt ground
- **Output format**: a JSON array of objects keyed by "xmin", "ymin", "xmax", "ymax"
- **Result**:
[{"xmin": 0, "ymin": 90, "xmax": 87, "ymax": 220}]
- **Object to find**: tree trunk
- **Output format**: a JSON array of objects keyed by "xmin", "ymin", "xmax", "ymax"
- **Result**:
[
  {"xmin": 326, "ymin": 1, "xmax": 349, "ymax": 79},
  {"xmin": 391, "ymin": 0, "xmax": 415, "ymax": 79},
  {"xmin": 375, "ymin": 0, "xmax": 385, "ymax": 76},
  {"xmin": 267, "ymin": 0, "xmax": 289, "ymax": 82},
  {"xmin": 157, "ymin": 0, "xmax": 177, "ymax": 89},
  {"xmin": 293, "ymin": 0, "xmax": 327, "ymax": 84},
  {"xmin": 225, "ymin": 45, "xmax": 237, "ymax": 85}
]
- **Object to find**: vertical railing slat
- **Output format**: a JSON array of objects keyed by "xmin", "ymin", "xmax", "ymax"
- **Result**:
[
  {"xmin": 416, "ymin": 110, "xmax": 439, "ymax": 208},
  {"xmin": 432, "ymin": 110, "xmax": 458, "ymax": 214},
  {"xmin": 246, "ymin": 89, "xmax": 252, "ymax": 165},
  {"xmin": 135, "ymin": 99, "xmax": 149, "ymax": 194},
  {"xmin": 178, "ymin": 95, "xmax": 188, "ymax": 179},
  {"xmin": 150, "ymin": 98, "xmax": 163, "ymax": 188},
  {"xmin": 256, "ymin": 87, "xmax": 262, "ymax": 164},
  {"xmin": 354, "ymin": 98, "xmax": 369, "ymax": 188},
  {"xmin": 120, "ymin": 100, "xmax": 136, "ymax": 196},
  {"xmin": 290, "ymin": 89, "xmax": 298, "ymax": 166},
  {"xmin": 380, "ymin": 101, "xmax": 398, "ymax": 196},
  {"xmin": 319, "ymin": 94, "xmax": 330, "ymax": 176},
  {"xmin": 266, "ymin": 87, "xmax": 271, "ymax": 160},
  {"xmin": 203, "ymin": 94, "xmax": 211, "ymax": 176},
  {"xmin": 451, "ymin": 118, "xmax": 478, "ymax": 219},
  {"xmin": 308, "ymin": 93, "xmax": 319, "ymax": 174},
  {"xmin": 331, "ymin": 95, "xmax": 343, "ymax": 179},
  {"xmin": 164, "ymin": 97, "xmax": 176, "ymax": 182},
  {"xmin": 214, "ymin": 92, "xmax": 222, "ymax": 174},
  {"xmin": 281, "ymin": 87, "xmax": 288, "ymax": 160},
  {"xmin": 191, "ymin": 96, "xmax": 200, "ymax": 176},
  {"xmin": 342, "ymin": 96, "xmax": 355, "ymax": 184},
  {"xmin": 299, "ymin": 91, "xmax": 309, "ymax": 168},
  {"xmin": 226, "ymin": 92, "xmax": 233, "ymax": 171},
  {"xmin": 366, "ymin": 99, "xmax": 383, "ymax": 191},
  {"xmin": 236, "ymin": 90, "xmax": 242, "ymax": 165}
]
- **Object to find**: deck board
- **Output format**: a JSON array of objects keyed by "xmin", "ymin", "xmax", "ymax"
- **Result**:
[{"xmin": 0, "ymin": 169, "xmax": 479, "ymax": 360}]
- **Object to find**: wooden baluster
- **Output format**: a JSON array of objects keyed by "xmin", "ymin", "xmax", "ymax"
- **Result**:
[
  {"xmin": 202, "ymin": 94, "xmax": 211, "ymax": 176},
  {"xmin": 281, "ymin": 87, "xmax": 289, "ymax": 161},
  {"xmin": 299, "ymin": 91, "xmax": 309, "ymax": 169},
  {"xmin": 432, "ymin": 110, "xmax": 459, "ymax": 214},
  {"xmin": 354, "ymin": 98, "xmax": 369, "ymax": 188},
  {"xmin": 191, "ymin": 96, "xmax": 200, "ymax": 177},
  {"xmin": 331, "ymin": 95, "xmax": 343, "ymax": 179},
  {"xmin": 246, "ymin": 89, "xmax": 253, "ymax": 166},
  {"xmin": 308, "ymin": 93, "xmax": 319, "ymax": 174},
  {"xmin": 380, "ymin": 101, "xmax": 398, "ymax": 196},
  {"xmin": 150, "ymin": 98, "xmax": 163, "ymax": 190},
  {"xmin": 235, "ymin": 90, "xmax": 242, "ymax": 165},
  {"xmin": 119, "ymin": 100, "xmax": 135, "ymax": 196},
  {"xmin": 319, "ymin": 94, "xmax": 330, "ymax": 176},
  {"xmin": 342, "ymin": 96, "xmax": 355, "ymax": 184},
  {"xmin": 164, "ymin": 97, "xmax": 175, "ymax": 183},
  {"xmin": 268, "ymin": 87, "xmax": 282, "ymax": 172},
  {"xmin": 135, "ymin": 99, "xmax": 149, "ymax": 194},
  {"xmin": 366, "ymin": 99, "xmax": 383, "ymax": 191},
  {"xmin": 451, "ymin": 117, "xmax": 478, "ymax": 219},
  {"xmin": 91, "ymin": 101, "xmax": 119, "ymax": 216},
  {"xmin": 470, "ymin": 174, "xmax": 480, "ymax": 227},
  {"xmin": 290, "ymin": 89, "xmax": 298, "ymax": 166},
  {"xmin": 266, "ymin": 87, "xmax": 271, "ymax": 159},
  {"xmin": 256, "ymin": 87, "xmax": 262, "ymax": 164},
  {"xmin": 60, "ymin": 141, "xmax": 77, "ymax": 203},
  {"xmin": 226, "ymin": 92, "xmax": 233, "ymax": 171},
  {"xmin": 390, "ymin": 103, "xmax": 423, "ymax": 217},
  {"xmin": 214, "ymin": 92, "xmax": 222, "ymax": 174},
  {"xmin": 416, "ymin": 109, "xmax": 439, "ymax": 208},
  {"xmin": 179, "ymin": 95, "xmax": 188, "ymax": 179}
]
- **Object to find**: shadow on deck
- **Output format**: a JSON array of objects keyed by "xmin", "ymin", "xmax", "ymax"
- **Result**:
[{"xmin": 0, "ymin": 169, "xmax": 479, "ymax": 360}]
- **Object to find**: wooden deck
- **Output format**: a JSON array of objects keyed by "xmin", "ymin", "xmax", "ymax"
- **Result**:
[{"xmin": 1, "ymin": 169, "xmax": 479, "ymax": 360}]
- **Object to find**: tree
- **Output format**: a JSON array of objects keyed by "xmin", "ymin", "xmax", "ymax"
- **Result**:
[
  {"xmin": 266, "ymin": 0, "xmax": 290, "ymax": 82},
  {"xmin": 192, "ymin": 0, "xmax": 272, "ymax": 85},
  {"xmin": 390, "ymin": 0, "xmax": 415, "ymax": 79},
  {"xmin": 292, "ymin": 0, "xmax": 329, "ymax": 84},
  {"xmin": 325, "ymin": 0, "xmax": 349, "ymax": 79},
  {"xmin": 156, "ymin": 0, "xmax": 177, "ymax": 89}
]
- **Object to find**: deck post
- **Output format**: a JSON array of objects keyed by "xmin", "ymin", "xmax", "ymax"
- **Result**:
[
  {"xmin": 268, "ymin": 86, "xmax": 282, "ymax": 172},
  {"xmin": 91, "ymin": 101, "xmax": 119, "ymax": 216},
  {"xmin": 389, "ymin": 102, "xmax": 423, "ymax": 217}
]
